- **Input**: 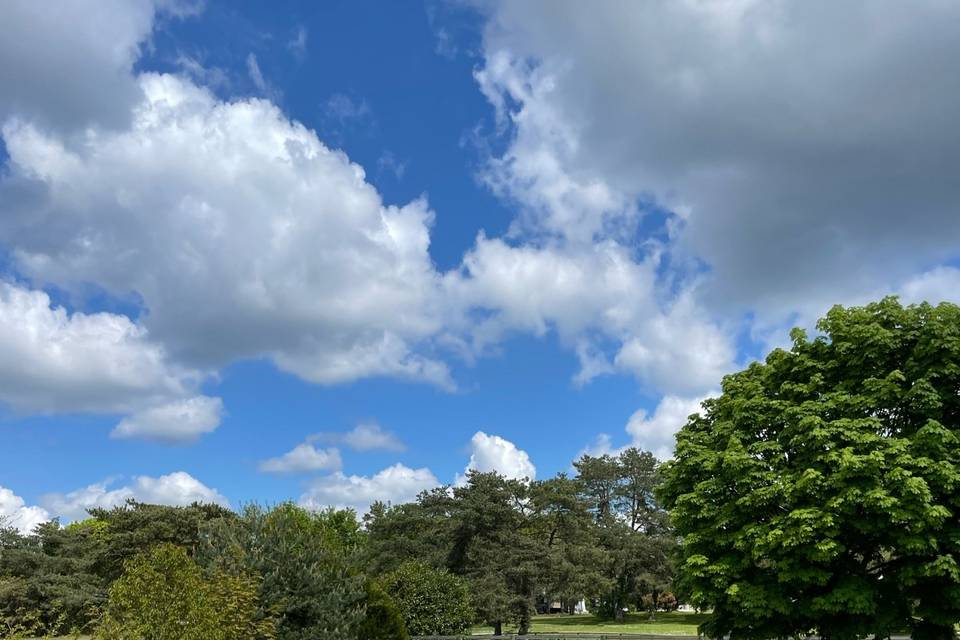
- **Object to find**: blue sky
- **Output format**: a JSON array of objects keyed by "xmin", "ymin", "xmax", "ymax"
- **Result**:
[{"xmin": 2, "ymin": 0, "xmax": 960, "ymax": 530}]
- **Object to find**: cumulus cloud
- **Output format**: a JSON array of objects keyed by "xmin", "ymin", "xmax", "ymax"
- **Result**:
[
  {"xmin": 625, "ymin": 395, "xmax": 712, "ymax": 461},
  {"xmin": 299, "ymin": 463, "xmax": 438, "ymax": 514},
  {"xmin": 460, "ymin": 431, "xmax": 536, "ymax": 482},
  {"xmin": 312, "ymin": 423, "xmax": 405, "ymax": 452},
  {"xmin": 112, "ymin": 396, "xmax": 224, "ymax": 444},
  {"xmin": 0, "ymin": 73, "xmax": 452, "ymax": 390},
  {"xmin": 0, "ymin": 486, "xmax": 50, "ymax": 534},
  {"xmin": 40, "ymin": 471, "xmax": 229, "ymax": 523},
  {"xmin": 0, "ymin": 280, "xmax": 210, "ymax": 419},
  {"xmin": 476, "ymin": 1, "xmax": 960, "ymax": 323},
  {"xmin": 259, "ymin": 443, "xmax": 343, "ymax": 474},
  {"xmin": 899, "ymin": 267, "xmax": 960, "ymax": 306},
  {"xmin": 0, "ymin": 0, "xmax": 154, "ymax": 130},
  {"xmin": 444, "ymin": 236, "xmax": 735, "ymax": 393}
]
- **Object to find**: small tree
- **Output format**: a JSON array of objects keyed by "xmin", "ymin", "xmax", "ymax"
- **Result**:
[
  {"xmin": 96, "ymin": 543, "xmax": 273, "ymax": 640},
  {"xmin": 660, "ymin": 299, "xmax": 960, "ymax": 640},
  {"xmin": 380, "ymin": 561, "xmax": 473, "ymax": 636}
]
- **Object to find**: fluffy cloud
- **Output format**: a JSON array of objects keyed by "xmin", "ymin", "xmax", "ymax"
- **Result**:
[
  {"xmin": 477, "ymin": 0, "xmax": 960, "ymax": 323},
  {"xmin": 40, "ymin": 471, "xmax": 229, "ymax": 523},
  {"xmin": 899, "ymin": 267, "xmax": 960, "ymax": 306},
  {"xmin": 299, "ymin": 463, "xmax": 438, "ymax": 514},
  {"xmin": 259, "ymin": 443, "xmax": 343, "ymax": 474},
  {"xmin": 0, "ymin": 280, "xmax": 214, "ymax": 419},
  {"xmin": 0, "ymin": 0, "xmax": 197, "ymax": 131},
  {"xmin": 0, "ymin": 73, "xmax": 451, "ymax": 390},
  {"xmin": 111, "ymin": 396, "xmax": 224, "ymax": 444},
  {"xmin": 312, "ymin": 423, "xmax": 406, "ymax": 452},
  {"xmin": 461, "ymin": 431, "xmax": 536, "ymax": 482},
  {"xmin": 626, "ymin": 395, "xmax": 712, "ymax": 461},
  {"xmin": 445, "ymin": 236, "xmax": 735, "ymax": 393},
  {"xmin": 0, "ymin": 486, "xmax": 50, "ymax": 534}
]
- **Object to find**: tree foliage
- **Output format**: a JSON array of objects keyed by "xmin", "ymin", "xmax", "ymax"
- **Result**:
[
  {"xmin": 198, "ymin": 503, "xmax": 367, "ymax": 640},
  {"xmin": 96, "ymin": 543, "xmax": 273, "ymax": 640},
  {"xmin": 660, "ymin": 298, "xmax": 960, "ymax": 640},
  {"xmin": 380, "ymin": 561, "xmax": 473, "ymax": 636}
]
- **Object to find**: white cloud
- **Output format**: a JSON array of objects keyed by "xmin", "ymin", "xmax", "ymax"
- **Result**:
[
  {"xmin": 0, "ymin": 73, "xmax": 452, "ymax": 390},
  {"xmin": 259, "ymin": 443, "xmax": 343, "ymax": 474},
  {"xmin": 287, "ymin": 25, "xmax": 308, "ymax": 60},
  {"xmin": 0, "ymin": 0, "xmax": 154, "ymax": 130},
  {"xmin": 0, "ymin": 280, "xmax": 206, "ymax": 416},
  {"xmin": 312, "ymin": 423, "xmax": 405, "ymax": 452},
  {"xmin": 245, "ymin": 53, "xmax": 280, "ymax": 102},
  {"xmin": 460, "ymin": 431, "xmax": 536, "ymax": 482},
  {"xmin": 625, "ymin": 394, "xmax": 712, "ymax": 461},
  {"xmin": 112, "ymin": 396, "xmax": 224, "ymax": 444},
  {"xmin": 444, "ymin": 236, "xmax": 735, "ymax": 394},
  {"xmin": 40, "ymin": 471, "xmax": 229, "ymax": 523},
  {"xmin": 476, "ymin": 1, "xmax": 960, "ymax": 323},
  {"xmin": 0, "ymin": 486, "xmax": 50, "ymax": 534},
  {"xmin": 899, "ymin": 267, "xmax": 960, "ymax": 306},
  {"xmin": 299, "ymin": 463, "xmax": 438, "ymax": 514}
]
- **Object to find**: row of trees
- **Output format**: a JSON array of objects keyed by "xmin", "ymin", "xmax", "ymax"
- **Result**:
[
  {"xmin": 0, "ymin": 448, "xmax": 675, "ymax": 638},
  {"xmin": 10, "ymin": 298, "xmax": 954, "ymax": 639}
]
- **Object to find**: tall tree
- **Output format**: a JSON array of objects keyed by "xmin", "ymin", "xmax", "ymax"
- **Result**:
[{"xmin": 660, "ymin": 299, "xmax": 960, "ymax": 640}]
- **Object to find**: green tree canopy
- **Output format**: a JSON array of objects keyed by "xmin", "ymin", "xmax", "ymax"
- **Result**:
[{"xmin": 660, "ymin": 298, "xmax": 960, "ymax": 640}]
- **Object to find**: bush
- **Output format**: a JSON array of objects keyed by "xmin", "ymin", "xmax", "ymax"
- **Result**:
[
  {"xmin": 96, "ymin": 543, "xmax": 273, "ymax": 640},
  {"xmin": 357, "ymin": 581, "xmax": 409, "ymax": 640},
  {"xmin": 379, "ymin": 561, "xmax": 473, "ymax": 636}
]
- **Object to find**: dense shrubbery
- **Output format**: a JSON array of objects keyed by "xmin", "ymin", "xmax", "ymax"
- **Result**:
[{"xmin": 379, "ymin": 561, "xmax": 473, "ymax": 635}]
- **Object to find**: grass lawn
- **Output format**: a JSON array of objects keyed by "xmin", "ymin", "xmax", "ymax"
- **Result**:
[{"xmin": 471, "ymin": 611, "xmax": 708, "ymax": 635}]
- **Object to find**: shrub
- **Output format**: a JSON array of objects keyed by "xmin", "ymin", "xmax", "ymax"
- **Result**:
[
  {"xmin": 379, "ymin": 561, "xmax": 473, "ymax": 636},
  {"xmin": 357, "ymin": 581, "xmax": 409, "ymax": 640}
]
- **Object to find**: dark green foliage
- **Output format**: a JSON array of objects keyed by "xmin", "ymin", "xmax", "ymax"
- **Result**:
[
  {"xmin": 89, "ymin": 500, "xmax": 235, "ymax": 581},
  {"xmin": 379, "ymin": 561, "xmax": 472, "ymax": 636},
  {"xmin": 659, "ymin": 298, "xmax": 960, "ymax": 640},
  {"xmin": 96, "ymin": 543, "xmax": 273, "ymax": 640},
  {"xmin": 0, "ymin": 519, "xmax": 106, "ymax": 636},
  {"xmin": 198, "ymin": 503, "xmax": 367, "ymax": 640},
  {"xmin": 574, "ymin": 450, "xmax": 675, "ymax": 622},
  {"xmin": 356, "ymin": 581, "xmax": 409, "ymax": 640}
]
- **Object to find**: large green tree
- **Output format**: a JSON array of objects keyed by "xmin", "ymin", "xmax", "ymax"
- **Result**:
[{"xmin": 660, "ymin": 298, "xmax": 960, "ymax": 640}]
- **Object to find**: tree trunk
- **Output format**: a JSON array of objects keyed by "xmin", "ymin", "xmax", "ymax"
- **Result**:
[
  {"xmin": 649, "ymin": 588, "xmax": 658, "ymax": 621},
  {"xmin": 493, "ymin": 620, "xmax": 502, "ymax": 636},
  {"xmin": 614, "ymin": 596, "xmax": 625, "ymax": 622}
]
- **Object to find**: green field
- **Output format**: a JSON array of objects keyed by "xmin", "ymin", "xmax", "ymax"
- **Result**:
[{"xmin": 472, "ymin": 611, "xmax": 707, "ymax": 635}]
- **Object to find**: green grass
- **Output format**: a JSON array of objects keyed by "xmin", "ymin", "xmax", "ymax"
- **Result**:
[
  {"xmin": 471, "ymin": 611, "xmax": 707, "ymax": 635},
  {"xmin": 29, "ymin": 613, "xmax": 707, "ymax": 639}
]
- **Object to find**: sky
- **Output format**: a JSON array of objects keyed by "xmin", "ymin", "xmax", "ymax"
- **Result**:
[{"xmin": 2, "ymin": 0, "xmax": 960, "ymax": 532}]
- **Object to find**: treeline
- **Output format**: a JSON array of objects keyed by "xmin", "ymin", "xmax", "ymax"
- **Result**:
[{"xmin": 0, "ymin": 448, "xmax": 675, "ymax": 639}]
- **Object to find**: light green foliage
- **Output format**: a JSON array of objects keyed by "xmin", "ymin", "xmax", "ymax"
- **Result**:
[
  {"xmin": 660, "ymin": 298, "xmax": 960, "ymax": 640},
  {"xmin": 379, "ymin": 561, "xmax": 472, "ymax": 635},
  {"xmin": 198, "ymin": 503, "xmax": 367, "ymax": 640},
  {"xmin": 96, "ymin": 543, "xmax": 273, "ymax": 640}
]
